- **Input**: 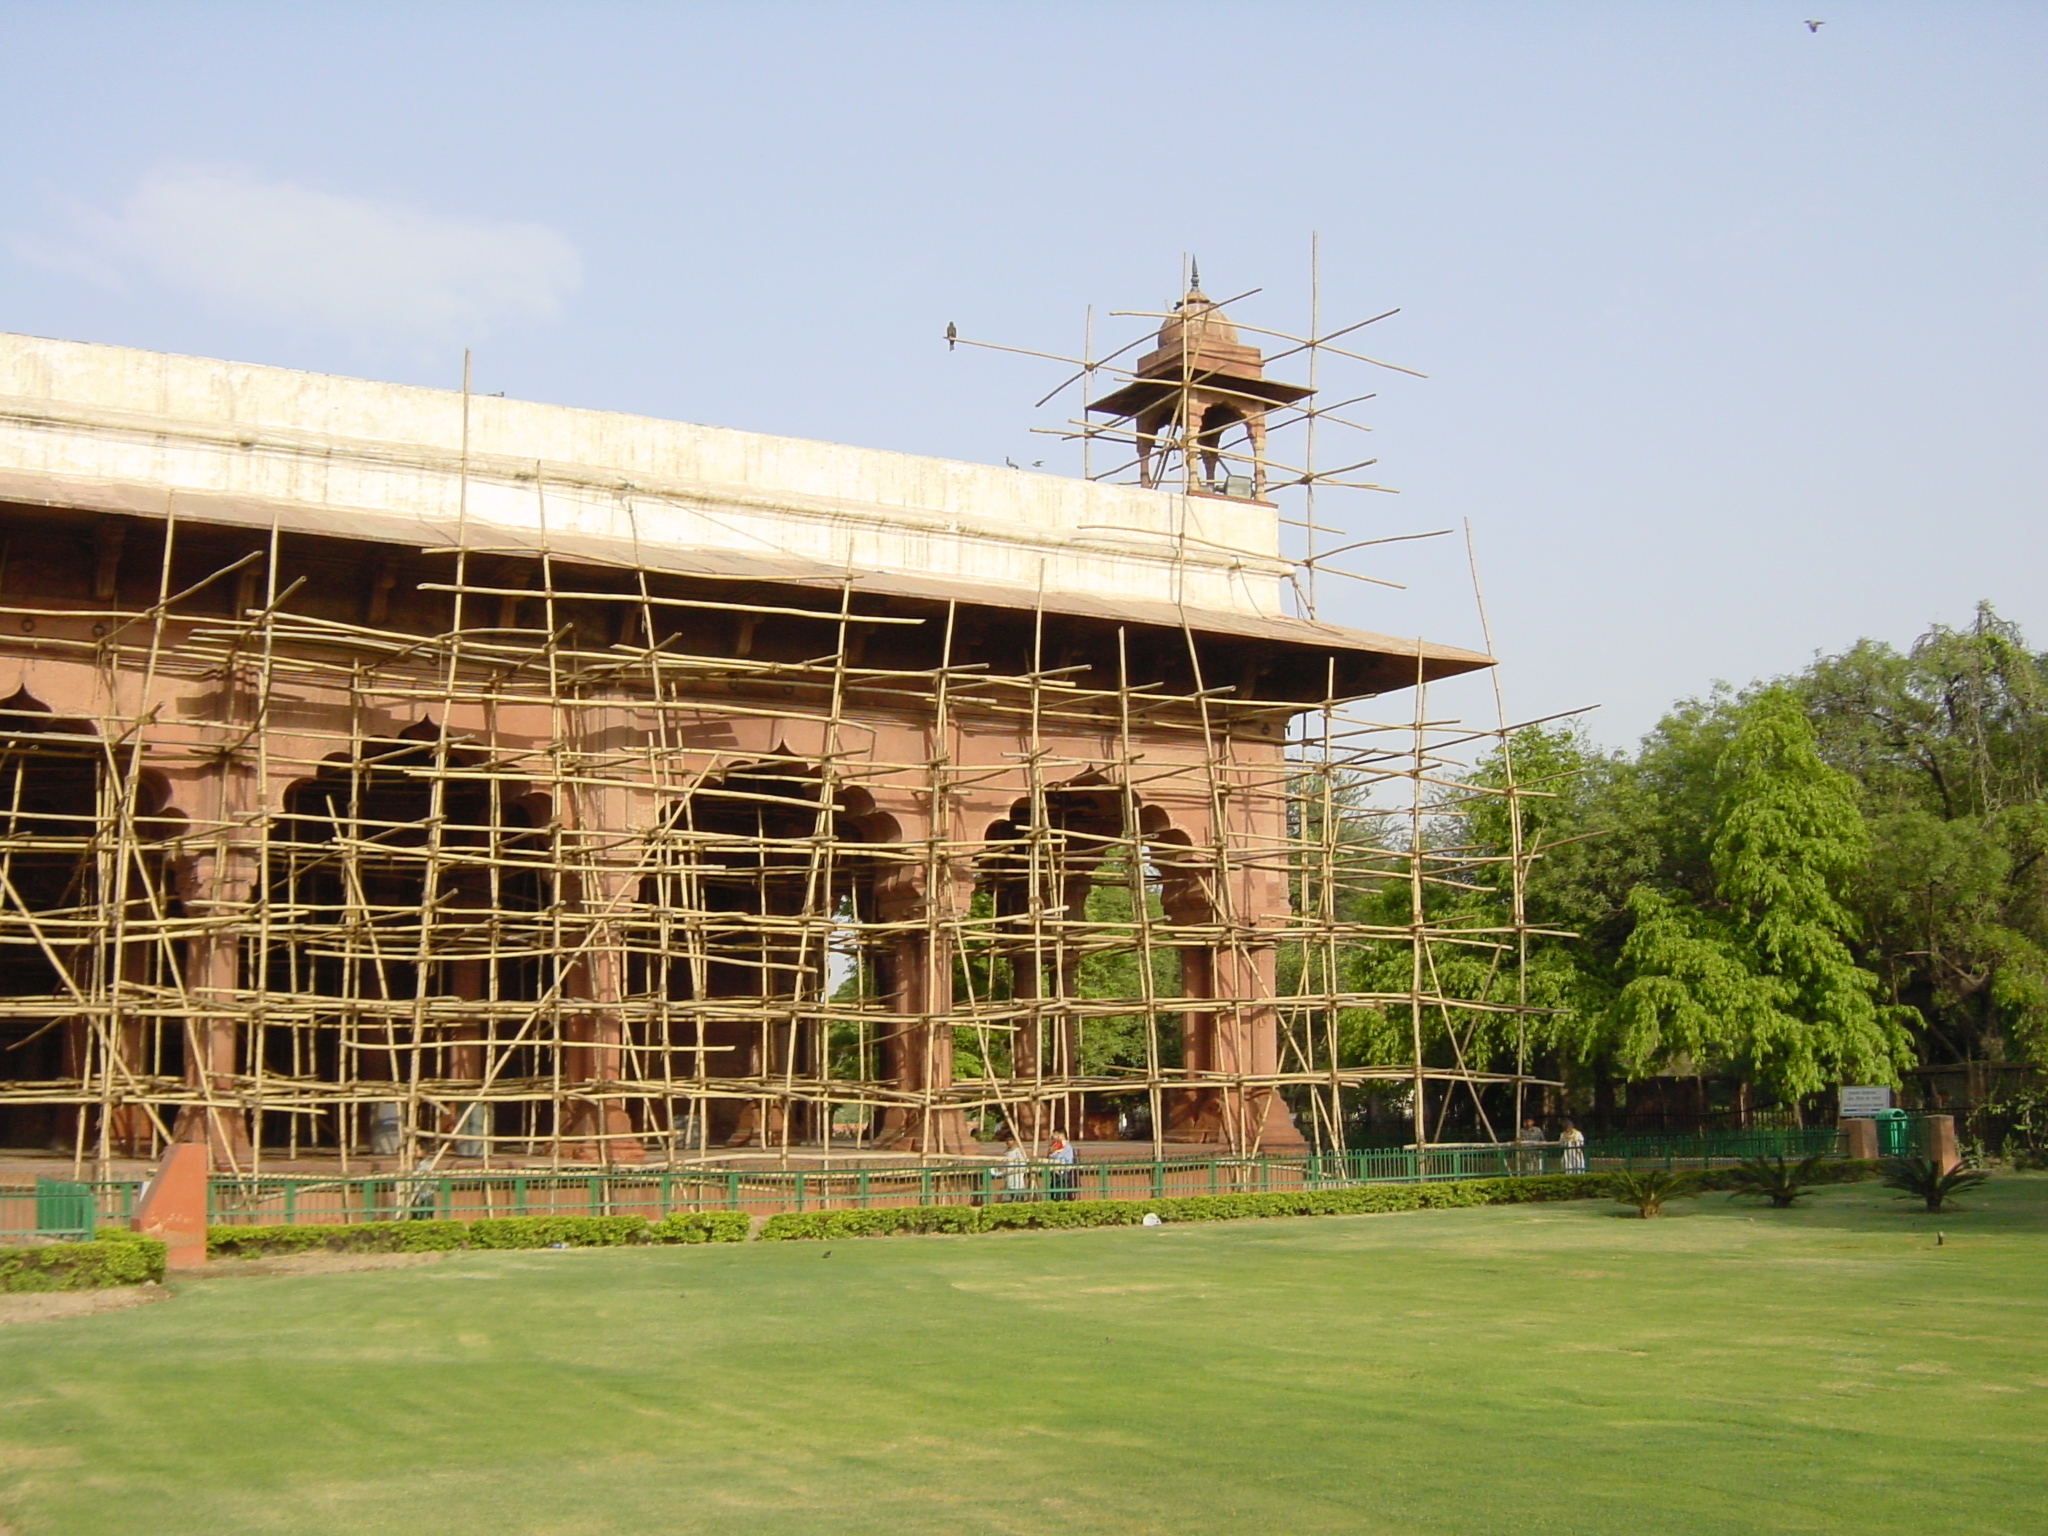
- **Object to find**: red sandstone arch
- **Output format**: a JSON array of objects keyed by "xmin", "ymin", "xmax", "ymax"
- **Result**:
[
  {"xmin": 970, "ymin": 774, "xmax": 1214, "ymax": 1143},
  {"xmin": 265, "ymin": 718, "xmax": 553, "ymax": 1159},
  {"xmin": 0, "ymin": 689, "xmax": 185, "ymax": 1156},
  {"xmin": 635, "ymin": 753, "xmax": 902, "ymax": 1151}
]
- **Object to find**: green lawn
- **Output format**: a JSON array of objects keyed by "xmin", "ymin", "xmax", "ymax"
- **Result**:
[{"xmin": 3, "ymin": 1177, "xmax": 2045, "ymax": 1536}]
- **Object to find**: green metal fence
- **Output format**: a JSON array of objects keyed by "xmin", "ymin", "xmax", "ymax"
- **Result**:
[
  {"xmin": 0, "ymin": 1178, "xmax": 138, "ymax": 1241},
  {"xmin": 0, "ymin": 1125, "xmax": 1846, "ymax": 1238}
]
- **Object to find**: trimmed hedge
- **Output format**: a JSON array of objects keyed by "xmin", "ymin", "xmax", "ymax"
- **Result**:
[
  {"xmin": 465, "ymin": 1215, "xmax": 650, "ymax": 1249},
  {"xmin": 208, "ymin": 1220, "xmax": 468, "ymax": 1259},
  {"xmin": 208, "ymin": 1210, "xmax": 750, "ymax": 1257},
  {"xmin": 1, "ymin": 1232, "xmax": 167, "ymax": 1291},
  {"xmin": 649, "ymin": 1211, "xmax": 750, "ymax": 1244},
  {"xmin": 760, "ymin": 1204, "xmax": 985, "ymax": 1241},
  {"xmin": 759, "ymin": 1162, "xmax": 1883, "ymax": 1243},
  {"xmin": 191, "ymin": 1162, "xmax": 1887, "ymax": 1257}
]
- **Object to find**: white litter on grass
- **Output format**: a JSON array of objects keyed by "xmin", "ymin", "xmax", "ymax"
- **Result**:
[{"xmin": 1141, "ymin": 1213, "xmax": 1163, "ymax": 1227}]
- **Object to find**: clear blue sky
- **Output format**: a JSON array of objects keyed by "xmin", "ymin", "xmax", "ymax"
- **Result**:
[{"xmin": 3, "ymin": 1, "xmax": 2042, "ymax": 749}]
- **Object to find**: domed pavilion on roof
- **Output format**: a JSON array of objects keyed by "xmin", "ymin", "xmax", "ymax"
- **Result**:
[{"xmin": 1087, "ymin": 280, "xmax": 1314, "ymax": 497}]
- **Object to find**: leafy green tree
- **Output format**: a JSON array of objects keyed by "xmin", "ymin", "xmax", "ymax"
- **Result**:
[
  {"xmin": 1800, "ymin": 604, "xmax": 2048, "ymax": 821},
  {"xmin": 1794, "ymin": 605, "xmax": 2048, "ymax": 1068},
  {"xmin": 1280, "ymin": 604, "xmax": 2048, "ymax": 1125},
  {"xmin": 1610, "ymin": 688, "xmax": 1913, "ymax": 1101},
  {"xmin": 1856, "ymin": 807, "xmax": 2048, "ymax": 1066},
  {"xmin": 1456, "ymin": 723, "xmax": 1645, "ymax": 1060}
]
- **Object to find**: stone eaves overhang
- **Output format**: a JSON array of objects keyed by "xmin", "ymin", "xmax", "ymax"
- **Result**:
[{"xmin": 0, "ymin": 464, "xmax": 1494, "ymax": 702}]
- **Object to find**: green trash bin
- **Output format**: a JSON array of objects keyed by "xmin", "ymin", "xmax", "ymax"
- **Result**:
[{"xmin": 1872, "ymin": 1108, "xmax": 1914, "ymax": 1157}]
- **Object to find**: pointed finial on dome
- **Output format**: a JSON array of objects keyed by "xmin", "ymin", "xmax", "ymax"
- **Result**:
[{"xmin": 1190, "ymin": 255, "xmax": 1201, "ymax": 291}]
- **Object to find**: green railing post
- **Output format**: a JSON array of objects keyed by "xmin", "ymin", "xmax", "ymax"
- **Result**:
[{"xmin": 859, "ymin": 1169, "xmax": 870, "ymax": 1209}]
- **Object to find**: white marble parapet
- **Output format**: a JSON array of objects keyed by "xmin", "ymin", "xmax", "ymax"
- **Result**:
[{"xmin": 0, "ymin": 331, "xmax": 1290, "ymax": 620}]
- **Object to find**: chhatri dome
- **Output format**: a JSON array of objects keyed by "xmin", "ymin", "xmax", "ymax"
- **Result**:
[
  {"xmin": 1153, "ymin": 285, "xmax": 1245, "ymax": 359},
  {"xmin": 1087, "ymin": 271, "xmax": 1313, "ymax": 497}
]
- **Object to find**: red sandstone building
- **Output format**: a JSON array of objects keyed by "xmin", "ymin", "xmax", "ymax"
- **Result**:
[{"xmin": 0, "ymin": 294, "xmax": 1488, "ymax": 1171}]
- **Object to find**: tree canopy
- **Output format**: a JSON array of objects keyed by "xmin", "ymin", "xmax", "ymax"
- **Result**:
[{"xmin": 1412, "ymin": 604, "xmax": 2048, "ymax": 1116}]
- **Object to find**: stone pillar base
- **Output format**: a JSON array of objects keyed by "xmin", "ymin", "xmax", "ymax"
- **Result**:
[
  {"xmin": 171, "ymin": 1104, "xmax": 252, "ymax": 1168},
  {"xmin": 554, "ymin": 1101, "xmax": 644, "ymax": 1164},
  {"xmin": 130, "ymin": 1142, "xmax": 210, "ymax": 1269},
  {"xmin": 1837, "ymin": 1117, "xmax": 1878, "ymax": 1161},
  {"xmin": 1923, "ymin": 1114, "xmax": 1960, "ymax": 1173},
  {"xmin": 875, "ymin": 1106, "xmax": 977, "ymax": 1156},
  {"xmin": 1163, "ymin": 1087, "xmax": 1307, "ymax": 1152}
]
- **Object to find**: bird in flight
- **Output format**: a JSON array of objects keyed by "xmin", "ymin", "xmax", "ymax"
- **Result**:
[
  {"xmin": 946, "ymin": 321, "xmax": 958, "ymax": 351},
  {"xmin": 1804, "ymin": 18, "xmax": 1824, "ymax": 30}
]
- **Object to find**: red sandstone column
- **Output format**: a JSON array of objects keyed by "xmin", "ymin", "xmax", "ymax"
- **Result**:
[
  {"xmin": 1161, "ymin": 766, "xmax": 1307, "ymax": 1154},
  {"xmin": 171, "ymin": 843, "xmax": 255, "ymax": 1167},
  {"xmin": 439, "ymin": 867, "xmax": 491, "ymax": 1157},
  {"xmin": 1164, "ymin": 887, "xmax": 1222, "ymax": 1145},
  {"xmin": 556, "ymin": 866, "xmax": 644, "ymax": 1164},
  {"xmin": 1163, "ymin": 923, "xmax": 1301, "ymax": 1152},
  {"xmin": 1209, "ymin": 930, "xmax": 1304, "ymax": 1152},
  {"xmin": 872, "ymin": 864, "xmax": 974, "ymax": 1155}
]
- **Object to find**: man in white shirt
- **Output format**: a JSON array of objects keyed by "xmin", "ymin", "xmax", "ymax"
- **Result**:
[{"xmin": 1001, "ymin": 1138, "xmax": 1030, "ymax": 1201}]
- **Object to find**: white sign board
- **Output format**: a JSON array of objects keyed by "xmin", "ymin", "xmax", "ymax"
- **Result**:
[{"xmin": 1838, "ymin": 1086, "xmax": 1891, "ymax": 1117}]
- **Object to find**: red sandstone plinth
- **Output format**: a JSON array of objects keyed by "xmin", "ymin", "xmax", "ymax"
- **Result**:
[{"xmin": 129, "ymin": 1142, "xmax": 210, "ymax": 1269}]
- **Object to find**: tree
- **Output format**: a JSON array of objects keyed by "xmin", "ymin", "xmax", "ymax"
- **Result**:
[
  {"xmin": 1610, "ymin": 687, "xmax": 1913, "ymax": 1102},
  {"xmin": 1794, "ymin": 606, "xmax": 2048, "ymax": 1069},
  {"xmin": 1320, "ymin": 604, "xmax": 2048, "ymax": 1123},
  {"xmin": 1457, "ymin": 722, "xmax": 1647, "ymax": 1061}
]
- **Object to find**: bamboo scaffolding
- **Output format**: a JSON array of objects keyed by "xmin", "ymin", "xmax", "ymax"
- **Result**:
[
  {"xmin": 0, "ymin": 639, "xmax": 1560, "ymax": 1170},
  {"xmin": 0, "ymin": 264, "xmax": 1567, "ymax": 1179}
]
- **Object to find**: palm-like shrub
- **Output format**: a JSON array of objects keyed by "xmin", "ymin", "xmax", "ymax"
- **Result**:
[
  {"xmin": 1724, "ymin": 1153, "xmax": 1827, "ymax": 1209},
  {"xmin": 1609, "ymin": 1167, "xmax": 1698, "ymax": 1218},
  {"xmin": 1880, "ymin": 1157, "xmax": 1990, "ymax": 1213}
]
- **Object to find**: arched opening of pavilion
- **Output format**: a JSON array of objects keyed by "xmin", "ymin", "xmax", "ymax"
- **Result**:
[
  {"xmin": 265, "ymin": 719, "xmax": 552, "ymax": 1159},
  {"xmin": 0, "ymin": 688, "xmax": 182, "ymax": 1155},
  {"xmin": 973, "ymin": 776, "xmax": 1210, "ymax": 1145},
  {"xmin": 633, "ymin": 755, "xmax": 900, "ymax": 1151}
]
